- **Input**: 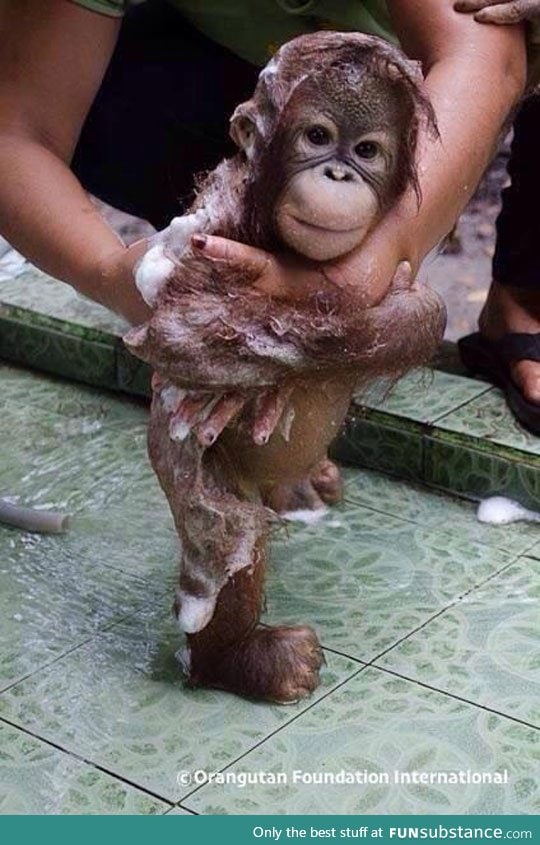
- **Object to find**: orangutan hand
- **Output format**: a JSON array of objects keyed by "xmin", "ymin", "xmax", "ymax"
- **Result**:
[{"xmin": 151, "ymin": 375, "xmax": 295, "ymax": 448}]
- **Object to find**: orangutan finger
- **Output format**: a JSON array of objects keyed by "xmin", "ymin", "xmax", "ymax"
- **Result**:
[
  {"xmin": 169, "ymin": 393, "xmax": 216, "ymax": 442},
  {"xmin": 151, "ymin": 371, "xmax": 165, "ymax": 392},
  {"xmin": 251, "ymin": 385, "xmax": 295, "ymax": 445},
  {"xmin": 195, "ymin": 393, "xmax": 247, "ymax": 446}
]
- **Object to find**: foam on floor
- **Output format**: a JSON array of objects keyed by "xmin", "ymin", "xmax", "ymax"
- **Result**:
[{"xmin": 477, "ymin": 495, "xmax": 540, "ymax": 525}]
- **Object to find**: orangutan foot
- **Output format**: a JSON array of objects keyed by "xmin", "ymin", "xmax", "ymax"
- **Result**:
[
  {"xmin": 187, "ymin": 624, "xmax": 324, "ymax": 703},
  {"xmin": 263, "ymin": 458, "xmax": 343, "ymax": 514}
]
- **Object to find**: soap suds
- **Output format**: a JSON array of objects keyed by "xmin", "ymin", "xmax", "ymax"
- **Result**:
[
  {"xmin": 282, "ymin": 507, "xmax": 328, "ymax": 525},
  {"xmin": 477, "ymin": 496, "xmax": 540, "ymax": 525}
]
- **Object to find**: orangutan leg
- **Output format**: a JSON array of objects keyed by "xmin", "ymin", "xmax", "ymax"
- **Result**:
[
  {"xmin": 181, "ymin": 538, "xmax": 324, "ymax": 703},
  {"xmin": 262, "ymin": 457, "xmax": 343, "ymax": 514},
  {"xmin": 149, "ymin": 391, "xmax": 324, "ymax": 701}
]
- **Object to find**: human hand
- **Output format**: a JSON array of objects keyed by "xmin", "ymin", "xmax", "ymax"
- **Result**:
[
  {"xmin": 454, "ymin": 0, "xmax": 540, "ymax": 23},
  {"xmin": 126, "ymin": 222, "xmax": 420, "ymax": 391},
  {"xmin": 134, "ymin": 211, "xmax": 210, "ymax": 306},
  {"xmin": 190, "ymin": 221, "xmax": 413, "ymax": 307},
  {"xmin": 126, "ymin": 220, "xmax": 438, "ymax": 449},
  {"xmin": 99, "ymin": 211, "xmax": 211, "ymax": 326}
]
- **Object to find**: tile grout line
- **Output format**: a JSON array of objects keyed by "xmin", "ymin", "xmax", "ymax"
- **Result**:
[
  {"xmin": 428, "ymin": 384, "xmax": 493, "ymax": 425},
  {"xmin": 178, "ymin": 658, "xmax": 369, "ymax": 805},
  {"xmin": 337, "ymin": 555, "xmax": 519, "ymax": 669},
  {"xmin": 0, "ymin": 713, "xmax": 174, "ymax": 808},
  {"xmin": 335, "ymin": 489, "xmax": 529, "ymax": 571},
  {"xmin": 315, "ymin": 557, "xmax": 538, "ymax": 728},
  {"xmin": 0, "ymin": 624, "xmax": 367, "ymax": 808},
  {"xmin": 366, "ymin": 664, "xmax": 540, "ymax": 732},
  {"xmin": 0, "ymin": 600, "xmax": 158, "ymax": 697},
  {"xmin": 357, "ymin": 403, "xmax": 540, "ymax": 470},
  {"xmin": 339, "ymin": 496, "xmax": 414, "ymax": 526}
]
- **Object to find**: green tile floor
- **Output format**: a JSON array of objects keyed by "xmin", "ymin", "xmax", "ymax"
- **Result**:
[{"xmin": 0, "ymin": 363, "xmax": 538, "ymax": 815}]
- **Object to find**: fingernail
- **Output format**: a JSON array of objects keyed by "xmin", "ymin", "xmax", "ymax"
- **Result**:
[
  {"xmin": 197, "ymin": 429, "xmax": 216, "ymax": 446},
  {"xmin": 253, "ymin": 432, "xmax": 270, "ymax": 446},
  {"xmin": 192, "ymin": 234, "xmax": 207, "ymax": 250}
]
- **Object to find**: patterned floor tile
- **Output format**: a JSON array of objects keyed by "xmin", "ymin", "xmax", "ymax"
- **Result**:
[
  {"xmin": 0, "ymin": 721, "xmax": 167, "ymax": 814},
  {"xmin": 0, "ymin": 409, "xmax": 154, "ymax": 514},
  {"xmin": 341, "ymin": 468, "xmax": 539, "ymax": 557},
  {"xmin": 527, "ymin": 544, "xmax": 540, "ymax": 561},
  {"xmin": 0, "ymin": 527, "xmax": 163, "ymax": 692},
  {"xmin": 265, "ymin": 498, "xmax": 515, "ymax": 662},
  {"xmin": 167, "ymin": 806, "xmax": 197, "ymax": 815},
  {"xmin": 2, "ymin": 363, "xmax": 538, "ymax": 816},
  {"xmin": 116, "ymin": 345, "xmax": 152, "ymax": 398},
  {"xmin": 0, "ymin": 605, "xmax": 359, "ymax": 803},
  {"xmin": 63, "ymin": 502, "xmax": 176, "ymax": 583},
  {"xmin": 0, "ymin": 363, "xmax": 149, "ymax": 426},
  {"xmin": 376, "ymin": 557, "xmax": 540, "ymax": 727},
  {"xmin": 184, "ymin": 667, "xmax": 539, "ymax": 815},
  {"xmin": 435, "ymin": 390, "xmax": 540, "ymax": 457},
  {"xmin": 355, "ymin": 370, "xmax": 491, "ymax": 425}
]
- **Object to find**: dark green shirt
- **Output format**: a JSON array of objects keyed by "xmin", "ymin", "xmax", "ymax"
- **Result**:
[{"xmin": 71, "ymin": 0, "xmax": 396, "ymax": 66}]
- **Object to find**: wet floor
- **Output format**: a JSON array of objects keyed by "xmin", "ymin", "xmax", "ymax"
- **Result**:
[{"xmin": 0, "ymin": 363, "xmax": 538, "ymax": 814}]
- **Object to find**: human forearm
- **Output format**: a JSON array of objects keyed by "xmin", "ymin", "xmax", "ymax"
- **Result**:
[
  {"xmin": 0, "ymin": 0, "xmax": 148, "ymax": 323},
  {"xmin": 0, "ymin": 134, "xmax": 149, "ymax": 323},
  {"xmin": 385, "ymin": 0, "xmax": 526, "ymax": 266}
]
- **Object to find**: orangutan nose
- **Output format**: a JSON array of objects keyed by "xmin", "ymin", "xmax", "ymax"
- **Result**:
[{"xmin": 324, "ymin": 164, "xmax": 354, "ymax": 182}]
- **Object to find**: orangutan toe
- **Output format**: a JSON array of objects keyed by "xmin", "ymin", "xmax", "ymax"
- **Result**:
[
  {"xmin": 310, "ymin": 458, "xmax": 343, "ymax": 504},
  {"xmin": 260, "ymin": 625, "xmax": 325, "ymax": 703}
]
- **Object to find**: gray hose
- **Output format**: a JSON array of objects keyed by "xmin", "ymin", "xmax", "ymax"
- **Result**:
[{"xmin": 0, "ymin": 499, "xmax": 70, "ymax": 534}]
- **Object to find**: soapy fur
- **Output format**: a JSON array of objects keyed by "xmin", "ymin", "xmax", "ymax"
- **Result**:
[{"xmin": 125, "ymin": 32, "xmax": 446, "ymax": 702}]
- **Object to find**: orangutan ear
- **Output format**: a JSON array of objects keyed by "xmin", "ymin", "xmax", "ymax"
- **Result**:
[{"xmin": 229, "ymin": 105, "xmax": 259, "ymax": 157}]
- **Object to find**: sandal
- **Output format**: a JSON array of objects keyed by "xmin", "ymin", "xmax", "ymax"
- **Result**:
[{"xmin": 458, "ymin": 332, "xmax": 540, "ymax": 435}]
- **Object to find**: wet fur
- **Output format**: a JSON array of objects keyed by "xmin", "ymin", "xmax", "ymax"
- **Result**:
[{"xmin": 125, "ymin": 33, "xmax": 446, "ymax": 702}]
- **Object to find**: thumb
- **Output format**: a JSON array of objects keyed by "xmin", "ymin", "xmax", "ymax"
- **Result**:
[
  {"xmin": 192, "ymin": 233, "xmax": 272, "ymax": 279},
  {"xmin": 389, "ymin": 260, "xmax": 415, "ymax": 293}
]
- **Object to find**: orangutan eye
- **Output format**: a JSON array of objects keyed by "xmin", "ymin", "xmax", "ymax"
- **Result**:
[
  {"xmin": 355, "ymin": 140, "xmax": 379, "ymax": 159},
  {"xmin": 306, "ymin": 125, "xmax": 332, "ymax": 146}
]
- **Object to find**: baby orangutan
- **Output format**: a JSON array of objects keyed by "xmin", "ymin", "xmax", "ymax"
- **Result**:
[{"xmin": 124, "ymin": 32, "xmax": 446, "ymax": 703}]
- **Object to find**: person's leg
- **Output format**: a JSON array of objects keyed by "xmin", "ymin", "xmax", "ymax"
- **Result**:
[
  {"xmin": 479, "ymin": 97, "xmax": 540, "ymax": 403},
  {"xmin": 71, "ymin": 0, "xmax": 259, "ymax": 230}
]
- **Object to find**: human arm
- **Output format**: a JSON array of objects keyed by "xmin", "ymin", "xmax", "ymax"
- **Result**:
[
  {"xmin": 369, "ymin": 0, "xmax": 526, "ymax": 285},
  {"xmin": 0, "ymin": 0, "xmax": 150, "ymax": 324}
]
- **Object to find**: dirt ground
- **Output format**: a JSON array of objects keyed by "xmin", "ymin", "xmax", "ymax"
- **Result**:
[{"xmin": 98, "ymin": 140, "xmax": 510, "ymax": 343}]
